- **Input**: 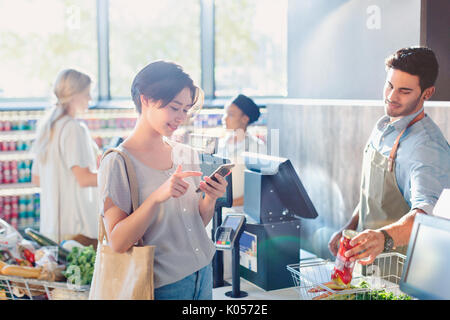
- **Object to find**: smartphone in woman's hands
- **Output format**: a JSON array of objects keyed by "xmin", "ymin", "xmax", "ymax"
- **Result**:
[{"xmin": 196, "ymin": 163, "xmax": 234, "ymax": 192}]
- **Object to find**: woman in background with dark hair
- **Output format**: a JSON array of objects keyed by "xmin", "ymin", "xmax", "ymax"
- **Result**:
[
  {"xmin": 98, "ymin": 61, "xmax": 227, "ymax": 300},
  {"xmin": 217, "ymin": 94, "xmax": 266, "ymax": 207}
]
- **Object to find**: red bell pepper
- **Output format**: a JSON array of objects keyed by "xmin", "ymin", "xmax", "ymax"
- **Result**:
[{"xmin": 22, "ymin": 248, "xmax": 35, "ymax": 266}]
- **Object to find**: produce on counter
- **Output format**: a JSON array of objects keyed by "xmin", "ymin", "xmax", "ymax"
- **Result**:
[
  {"xmin": 0, "ymin": 219, "xmax": 94, "ymax": 300},
  {"xmin": 17, "ymin": 240, "xmax": 37, "ymax": 266},
  {"xmin": 311, "ymin": 280, "xmax": 412, "ymax": 300},
  {"xmin": 308, "ymin": 280, "xmax": 350, "ymax": 293},
  {"xmin": 24, "ymin": 228, "xmax": 69, "ymax": 264},
  {"xmin": 34, "ymin": 246, "xmax": 59, "ymax": 267},
  {"xmin": 62, "ymin": 245, "xmax": 96, "ymax": 286},
  {"xmin": 38, "ymin": 264, "xmax": 66, "ymax": 282},
  {"xmin": 312, "ymin": 291, "xmax": 345, "ymax": 300},
  {"xmin": 61, "ymin": 239, "xmax": 84, "ymax": 251},
  {"xmin": 14, "ymin": 258, "xmax": 33, "ymax": 267},
  {"xmin": 355, "ymin": 281, "xmax": 412, "ymax": 300},
  {"xmin": 21, "ymin": 248, "xmax": 35, "ymax": 265},
  {"xmin": 34, "ymin": 246, "xmax": 66, "ymax": 282},
  {"xmin": 0, "ymin": 218, "xmax": 24, "ymax": 260},
  {"xmin": 1, "ymin": 265, "xmax": 42, "ymax": 279}
]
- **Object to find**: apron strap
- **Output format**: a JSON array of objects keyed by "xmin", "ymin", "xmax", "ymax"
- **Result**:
[{"xmin": 388, "ymin": 111, "xmax": 425, "ymax": 172}]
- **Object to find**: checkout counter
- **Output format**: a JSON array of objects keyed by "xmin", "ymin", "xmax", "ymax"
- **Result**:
[
  {"xmin": 209, "ymin": 152, "xmax": 319, "ymax": 292},
  {"xmin": 196, "ymin": 133, "xmax": 450, "ymax": 299}
]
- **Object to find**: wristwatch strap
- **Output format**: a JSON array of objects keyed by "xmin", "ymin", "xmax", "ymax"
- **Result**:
[{"xmin": 381, "ymin": 230, "xmax": 394, "ymax": 253}]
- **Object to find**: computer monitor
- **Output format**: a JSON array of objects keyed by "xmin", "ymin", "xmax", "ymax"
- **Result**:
[
  {"xmin": 400, "ymin": 213, "xmax": 450, "ymax": 300},
  {"xmin": 242, "ymin": 152, "xmax": 318, "ymax": 222}
]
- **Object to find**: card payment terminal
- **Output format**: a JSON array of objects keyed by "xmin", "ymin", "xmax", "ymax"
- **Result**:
[{"xmin": 214, "ymin": 214, "xmax": 246, "ymax": 250}]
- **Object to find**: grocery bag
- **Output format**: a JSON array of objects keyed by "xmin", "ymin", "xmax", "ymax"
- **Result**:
[{"xmin": 89, "ymin": 149, "xmax": 155, "ymax": 300}]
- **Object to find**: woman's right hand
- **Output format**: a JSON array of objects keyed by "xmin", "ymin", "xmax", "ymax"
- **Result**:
[{"xmin": 153, "ymin": 165, "xmax": 202, "ymax": 203}]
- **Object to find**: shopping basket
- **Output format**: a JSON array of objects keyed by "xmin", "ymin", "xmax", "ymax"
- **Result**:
[
  {"xmin": 0, "ymin": 274, "xmax": 89, "ymax": 300},
  {"xmin": 287, "ymin": 252, "xmax": 412, "ymax": 300}
]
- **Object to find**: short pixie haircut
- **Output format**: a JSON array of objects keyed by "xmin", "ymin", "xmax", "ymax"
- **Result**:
[
  {"xmin": 385, "ymin": 46, "xmax": 439, "ymax": 93},
  {"xmin": 131, "ymin": 60, "xmax": 203, "ymax": 114}
]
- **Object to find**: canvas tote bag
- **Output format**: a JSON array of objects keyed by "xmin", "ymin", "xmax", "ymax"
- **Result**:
[{"xmin": 89, "ymin": 148, "xmax": 155, "ymax": 300}]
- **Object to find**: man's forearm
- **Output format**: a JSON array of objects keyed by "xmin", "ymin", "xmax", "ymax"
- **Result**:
[
  {"xmin": 346, "ymin": 206, "xmax": 360, "ymax": 231},
  {"xmin": 381, "ymin": 209, "xmax": 426, "ymax": 248}
]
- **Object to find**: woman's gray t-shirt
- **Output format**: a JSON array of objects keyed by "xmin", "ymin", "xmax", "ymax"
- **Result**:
[{"xmin": 97, "ymin": 139, "xmax": 215, "ymax": 289}]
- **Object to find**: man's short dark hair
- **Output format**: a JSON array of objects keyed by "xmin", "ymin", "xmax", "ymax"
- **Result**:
[{"xmin": 385, "ymin": 46, "xmax": 439, "ymax": 92}]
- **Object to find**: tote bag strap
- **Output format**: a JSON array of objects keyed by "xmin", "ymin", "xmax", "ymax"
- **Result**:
[{"xmin": 99, "ymin": 148, "xmax": 143, "ymax": 246}]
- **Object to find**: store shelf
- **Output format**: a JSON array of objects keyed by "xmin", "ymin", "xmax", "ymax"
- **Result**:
[
  {"xmin": 0, "ymin": 183, "xmax": 40, "ymax": 196},
  {"xmin": 0, "ymin": 131, "xmax": 36, "ymax": 141},
  {"xmin": 0, "ymin": 151, "xmax": 33, "ymax": 161},
  {"xmin": 0, "ymin": 108, "xmax": 137, "ymax": 119},
  {"xmin": 0, "ymin": 109, "xmax": 137, "ymax": 203},
  {"xmin": 0, "ymin": 128, "xmax": 134, "ymax": 141},
  {"xmin": 80, "ymin": 111, "xmax": 138, "ymax": 119},
  {"xmin": 90, "ymin": 128, "xmax": 133, "ymax": 138},
  {"xmin": 0, "ymin": 112, "xmax": 42, "ymax": 121},
  {"xmin": 0, "ymin": 182, "xmax": 37, "ymax": 189}
]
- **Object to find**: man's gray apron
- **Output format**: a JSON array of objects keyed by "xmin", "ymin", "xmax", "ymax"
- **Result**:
[{"xmin": 357, "ymin": 111, "xmax": 425, "ymax": 280}]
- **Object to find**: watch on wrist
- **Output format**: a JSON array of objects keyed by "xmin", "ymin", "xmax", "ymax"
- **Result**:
[{"xmin": 381, "ymin": 230, "xmax": 394, "ymax": 253}]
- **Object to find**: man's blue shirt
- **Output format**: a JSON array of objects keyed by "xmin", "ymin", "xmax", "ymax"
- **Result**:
[{"xmin": 368, "ymin": 107, "xmax": 450, "ymax": 214}]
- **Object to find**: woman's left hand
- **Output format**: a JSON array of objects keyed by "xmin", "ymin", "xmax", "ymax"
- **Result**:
[{"xmin": 198, "ymin": 173, "xmax": 228, "ymax": 201}]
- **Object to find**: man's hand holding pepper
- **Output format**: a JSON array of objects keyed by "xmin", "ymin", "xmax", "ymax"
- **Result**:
[{"xmin": 344, "ymin": 229, "xmax": 385, "ymax": 265}]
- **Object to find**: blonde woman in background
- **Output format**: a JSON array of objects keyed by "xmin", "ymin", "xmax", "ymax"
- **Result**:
[{"xmin": 31, "ymin": 69, "xmax": 99, "ymax": 245}]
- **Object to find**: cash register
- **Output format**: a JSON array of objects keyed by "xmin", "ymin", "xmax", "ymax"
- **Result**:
[{"xmin": 239, "ymin": 152, "xmax": 319, "ymax": 290}]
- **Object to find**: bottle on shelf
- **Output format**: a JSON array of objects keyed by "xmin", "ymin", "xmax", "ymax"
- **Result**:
[
  {"xmin": 0, "ymin": 159, "xmax": 33, "ymax": 185},
  {"xmin": 2, "ymin": 193, "xmax": 40, "ymax": 231},
  {"xmin": 0, "ymin": 108, "xmax": 147, "ymax": 232},
  {"xmin": 0, "ymin": 196, "xmax": 3, "ymax": 220},
  {"xmin": 34, "ymin": 192, "xmax": 40, "ymax": 225}
]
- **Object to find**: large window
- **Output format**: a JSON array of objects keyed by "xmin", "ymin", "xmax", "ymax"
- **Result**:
[
  {"xmin": 0, "ymin": 0, "xmax": 288, "ymax": 103},
  {"xmin": 0, "ymin": 0, "xmax": 97, "ymax": 100},
  {"xmin": 109, "ymin": 0, "xmax": 201, "ymax": 98},
  {"xmin": 215, "ymin": 0, "xmax": 287, "ymax": 97}
]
